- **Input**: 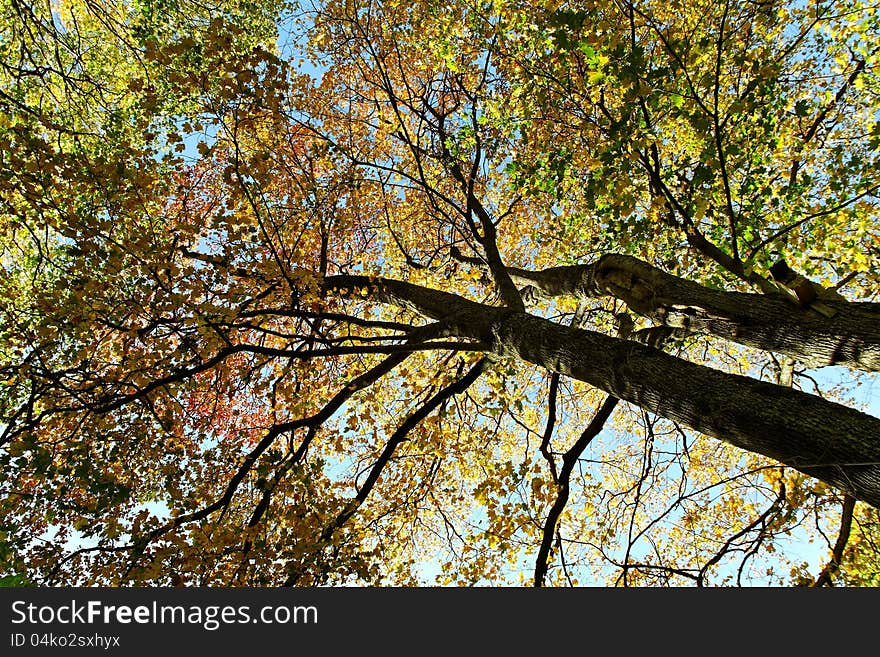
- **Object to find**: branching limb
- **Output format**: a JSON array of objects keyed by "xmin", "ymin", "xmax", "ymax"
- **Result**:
[
  {"xmin": 283, "ymin": 357, "xmax": 491, "ymax": 586},
  {"xmin": 812, "ymin": 494, "xmax": 856, "ymax": 587},
  {"xmin": 534, "ymin": 395, "xmax": 619, "ymax": 587},
  {"xmin": 538, "ymin": 373, "xmax": 561, "ymax": 485},
  {"xmin": 696, "ymin": 483, "xmax": 786, "ymax": 586}
]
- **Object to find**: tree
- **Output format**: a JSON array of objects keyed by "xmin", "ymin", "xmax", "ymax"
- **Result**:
[{"xmin": 1, "ymin": 0, "xmax": 878, "ymax": 586}]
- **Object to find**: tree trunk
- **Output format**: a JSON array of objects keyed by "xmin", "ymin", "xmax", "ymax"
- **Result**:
[
  {"xmin": 491, "ymin": 311, "xmax": 880, "ymax": 509},
  {"xmin": 326, "ymin": 274, "xmax": 880, "ymax": 508},
  {"xmin": 508, "ymin": 254, "xmax": 880, "ymax": 372}
]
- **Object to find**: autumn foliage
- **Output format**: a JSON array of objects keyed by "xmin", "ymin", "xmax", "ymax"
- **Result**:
[{"xmin": 1, "ymin": 0, "xmax": 879, "ymax": 586}]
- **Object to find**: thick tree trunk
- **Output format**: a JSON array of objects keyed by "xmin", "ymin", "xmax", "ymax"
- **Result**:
[
  {"xmin": 508, "ymin": 254, "xmax": 880, "ymax": 372},
  {"xmin": 325, "ymin": 274, "xmax": 880, "ymax": 508},
  {"xmin": 491, "ymin": 311, "xmax": 880, "ymax": 509}
]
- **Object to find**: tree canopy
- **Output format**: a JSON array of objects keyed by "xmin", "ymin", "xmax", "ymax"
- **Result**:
[{"xmin": 1, "ymin": 0, "xmax": 879, "ymax": 586}]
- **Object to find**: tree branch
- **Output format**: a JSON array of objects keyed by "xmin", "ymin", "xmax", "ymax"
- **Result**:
[
  {"xmin": 812, "ymin": 494, "xmax": 857, "ymax": 587},
  {"xmin": 283, "ymin": 357, "xmax": 491, "ymax": 586},
  {"xmin": 534, "ymin": 395, "xmax": 619, "ymax": 586}
]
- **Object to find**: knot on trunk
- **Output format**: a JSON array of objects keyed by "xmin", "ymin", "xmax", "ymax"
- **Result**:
[{"xmin": 593, "ymin": 257, "xmax": 660, "ymax": 315}]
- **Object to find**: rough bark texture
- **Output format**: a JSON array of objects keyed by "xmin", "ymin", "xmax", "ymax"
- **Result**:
[
  {"xmin": 492, "ymin": 311, "xmax": 880, "ymax": 509},
  {"xmin": 508, "ymin": 254, "xmax": 880, "ymax": 371},
  {"xmin": 326, "ymin": 274, "xmax": 880, "ymax": 508}
]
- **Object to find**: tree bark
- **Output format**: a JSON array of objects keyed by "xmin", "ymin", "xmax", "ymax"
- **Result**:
[
  {"xmin": 491, "ymin": 311, "xmax": 880, "ymax": 509},
  {"xmin": 325, "ymin": 274, "xmax": 880, "ymax": 508},
  {"xmin": 506, "ymin": 254, "xmax": 880, "ymax": 372}
]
